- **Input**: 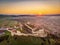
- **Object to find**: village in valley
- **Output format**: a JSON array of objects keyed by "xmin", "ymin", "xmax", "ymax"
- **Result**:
[{"xmin": 0, "ymin": 21, "xmax": 50, "ymax": 37}]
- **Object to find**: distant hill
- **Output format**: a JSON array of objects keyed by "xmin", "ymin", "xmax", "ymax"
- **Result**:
[{"xmin": 0, "ymin": 14, "xmax": 60, "ymax": 18}]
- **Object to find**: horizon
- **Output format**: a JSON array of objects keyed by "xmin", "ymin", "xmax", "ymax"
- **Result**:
[{"xmin": 0, "ymin": 14, "xmax": 60, "ymax": 16}]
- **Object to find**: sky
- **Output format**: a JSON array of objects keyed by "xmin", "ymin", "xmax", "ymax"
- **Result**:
[{"xmin": 0, "ymin": 0, "xmax": 60, "ymax": 15}]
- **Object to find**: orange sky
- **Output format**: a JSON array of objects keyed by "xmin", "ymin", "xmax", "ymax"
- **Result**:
[{"xmin": 0, "ymin": 0, "xmax": 60, "ymax": 15}]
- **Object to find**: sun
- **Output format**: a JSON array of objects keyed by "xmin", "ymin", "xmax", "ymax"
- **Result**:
[{"xmin": 36, "ymin": 12, "xmax": 43, "ymax": 16}]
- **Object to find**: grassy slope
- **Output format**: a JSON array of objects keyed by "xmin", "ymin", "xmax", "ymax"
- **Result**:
[{"xmin": 0, "ymin": 35, "xmax": 60, "ymax": 45}]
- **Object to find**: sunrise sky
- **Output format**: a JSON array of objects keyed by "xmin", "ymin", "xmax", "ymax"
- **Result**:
[{"xmin": 0, "ymin": 0, "xmax": 60, "ymax": 15}]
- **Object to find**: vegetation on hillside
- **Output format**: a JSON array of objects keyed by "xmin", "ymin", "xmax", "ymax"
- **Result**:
[{"xmin": 0, "ymin": 34, "xmax": 60, "ymax": 45}]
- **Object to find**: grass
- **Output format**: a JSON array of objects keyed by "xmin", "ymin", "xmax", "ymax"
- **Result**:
[{"xmin": 0, "ymin": 35, "xmax": 60, "ymax": 45}]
